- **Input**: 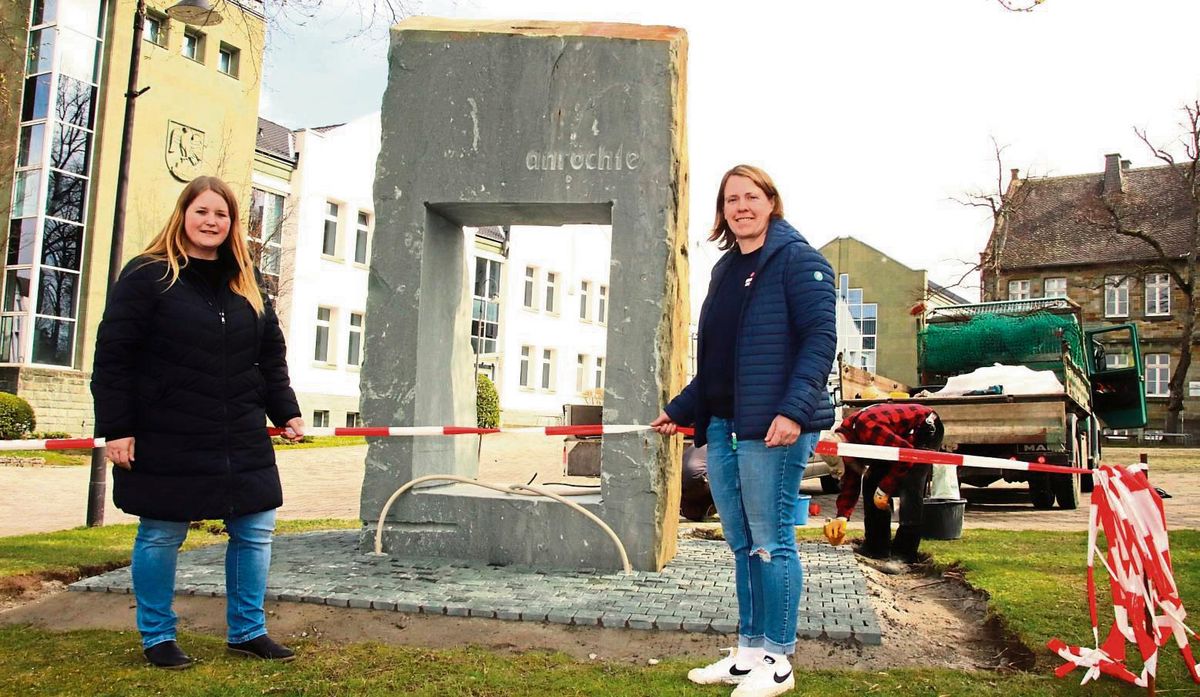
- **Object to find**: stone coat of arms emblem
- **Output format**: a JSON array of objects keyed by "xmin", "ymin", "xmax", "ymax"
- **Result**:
[{"xmin": 165, "ymin": 121, "xmax": 205, "ymax": 182}]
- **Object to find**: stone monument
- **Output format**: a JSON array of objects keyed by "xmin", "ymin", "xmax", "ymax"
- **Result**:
[{"xmin": 361, "ymin": 18, "xmax": 689, "ymax": 572}]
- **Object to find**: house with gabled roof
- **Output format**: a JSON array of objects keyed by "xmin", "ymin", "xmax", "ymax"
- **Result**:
[{"xmin": 980, "ymin": 153, "xmax": 1199, "ymax": 440}]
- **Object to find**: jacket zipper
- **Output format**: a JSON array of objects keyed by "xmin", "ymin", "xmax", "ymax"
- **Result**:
[
  {"xmin": 732, "ymin": 245, "xmax": 772, "ymax": 449},
  {"xmin": 184, "ymin": 269, "xmax": 234, "ymax": 516}
]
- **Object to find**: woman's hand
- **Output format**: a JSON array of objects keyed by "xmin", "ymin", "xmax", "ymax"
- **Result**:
[
  {"xmin": 649, "ymin": 411, "xmax": 677, "ymax": 436},
  {"xmin": 106, "ymin": 436, "xmax": 135, "ymax": 470},
  {"xmin": 281, "ymin": 416, "xmax": 306, "ymax": 443},
  {"xmin": 765, "ymin": 414, "xmax": 801, "ymax": 448}
]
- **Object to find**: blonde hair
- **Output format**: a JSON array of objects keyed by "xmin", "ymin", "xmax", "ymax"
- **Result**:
[
  {"xmin": 708, "ymin": 164, "xmax": 785, "ymax": 251},
  {"xmin": 141, "ymin": 175, "xmax": 264, "ymax": 315}
]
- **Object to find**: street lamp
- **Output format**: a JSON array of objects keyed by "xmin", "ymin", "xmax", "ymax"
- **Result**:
[{"xmin": 86, "ymin": 0, "xmax": 223, "ymax": 527}]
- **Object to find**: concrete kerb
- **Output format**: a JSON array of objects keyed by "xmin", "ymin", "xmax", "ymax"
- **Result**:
[{"xmin": 70, "ymin": 531, "xmax": 883, "ymax": 646}]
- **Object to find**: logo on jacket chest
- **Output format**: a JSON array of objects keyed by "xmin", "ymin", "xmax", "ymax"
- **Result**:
[{"xmin": 744, "ymin": 272, "xmax": 755, "ymax": 288}]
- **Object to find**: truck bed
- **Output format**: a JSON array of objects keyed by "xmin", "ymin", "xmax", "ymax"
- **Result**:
[{"xmin": 842, "ymin": 393, "xmax": 1082, "ymax": 447}]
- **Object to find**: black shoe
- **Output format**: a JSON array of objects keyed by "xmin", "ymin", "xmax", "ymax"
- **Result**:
[
  {"xmin": 227, "ymin": 634, "xmax": 296, "ymax": 662},
  {"xmin": 144, "ymin": 640, "xmax": 194, "ymax": 670}
]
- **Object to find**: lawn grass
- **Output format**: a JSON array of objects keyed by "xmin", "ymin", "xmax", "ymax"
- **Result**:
[
  {"xmin": 2, "ymin": 525, "xmax": 1197, "ymax": 694},
  {"xmin": 0, "ymin": 437, "xmax": 368, "ymax": 468},
  {"xmin": 272, "ymin": 435, "xmax": 367, "ymax": 450},
  {"xmin": 1105, "ymin": 446, "xmax": 1198, "ymax": 473}
]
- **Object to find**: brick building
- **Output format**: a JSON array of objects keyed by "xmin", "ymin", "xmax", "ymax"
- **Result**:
[{"xmin": 980, "ymin": 153, "xmax": 1199, "ymax": 440}]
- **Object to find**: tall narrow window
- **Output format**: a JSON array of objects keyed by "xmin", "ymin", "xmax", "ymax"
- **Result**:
[
  {"xmin": 314, "ymin": 307, "xmax": 332, "ymax": 363},
  {"xmin": 1145, "ymin": 273, "xmax": 1171, "ymax": 316},
  {"xmin": 354, "ymin": 212, "xmax": 369, "ymax": 264},
  {"xmin": 347, "ymin": 312, "xmax": 363, "ymax": 366},
  {"xmin": 1008, "ymin": 279, "xmax": 1031, "ymax": 301},
  {"xmin": 182, "ymin": 29, "xmax": 203, "ymax": 61},
  {"xmin": 472, "ymin": 258, "xmax": 501, "ymax": 353},
  {"xmin": 1105, "ymin": 276, "xmax": 1129, "ymax": 317},
  {"xmin": 519, "ymin": 346, "xmax": 532, "ymax": 387},
  {"xmin": 523, "ymin": 266, "xmax": 536, "ymax": 309},
  {"xmin": 217, "ymin": 43, "xmax": 239, "ymax": 77},
  {"xmin": 594, "ymin": 356, "xmax": 604, "ymax": 389},
  {"xmin": 322, "ymin": 202, "xmax": 339, "ymax": 256},
  {"xmin": 541, "ymin": 348, "xmax": 555, "ymax": 390},
  {"xmin": 544, "ymin": 272, "xmax": 558, "ymax": 313},
  {"xmin": 248, "ymin": 188, "xmax": 284, "ymax": 298},
  {"xmin": 576, "ymin": 354, "xmax": 587, "ymax": 392},
  {"xmin": 1146, "ymin": 354, "xmax": 1170, "ymax": 397},
  {"xmin": 579, "ymin": 280, "xmax": 591, "ymax": 321},
  {"xmin": 598, "ymin": 285, "xmax": 608, "ymax": 324},
  {"xmin": 1043, "ymin": 277, "xmax": 1067, "ymax": 299}
]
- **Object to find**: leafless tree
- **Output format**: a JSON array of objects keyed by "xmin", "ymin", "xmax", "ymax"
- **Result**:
[{"xmin": 995, "ymin": 0, "xmax": 1047, "ymax": 10}]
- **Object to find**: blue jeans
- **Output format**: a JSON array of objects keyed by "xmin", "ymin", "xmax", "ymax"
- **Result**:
[
  {"xmin": 132, "ymin": 509, "xmax": 277, "ymax": 648},
  {"xmin": 707, "ymin": 417, "xmax": 817, "ymax": 655}
]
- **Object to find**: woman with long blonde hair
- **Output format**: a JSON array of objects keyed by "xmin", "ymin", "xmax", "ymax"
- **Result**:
[{"xmin": 92, "ymin": 175, "xmax": 305, "ymax": 669}]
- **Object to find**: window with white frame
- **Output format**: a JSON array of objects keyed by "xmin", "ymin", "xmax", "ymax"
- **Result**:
[
  {"xmin": 322, "ymin": 202, "xmax": 339, "ymax": 257},
  {"xmin": 838, "ymin": 274, "xmax": 877, "ymax": 374},
  {"xmin": 579, "ymin": 280, "xmax": 591, "ymax": 321},
  {"xmin": 354, "ymin": 212, "xmax": 369, "ymax": 264},
  {"xmin": 1105, "ymin": 276, "xmax": 1129, "ymax": 317},
  {"xmin": 523, "ymin": 266, "xmax": 536, "ymax": 309},
  {"xmin": 182, "ymin": 28, "xmax": 203, "ymax": 61},
  {"xmin": 598, "ymin": 285, "xmax": 608, "ymax": 324},
  {"xmin": 1146, "ymin": 353, "xmax": 1170, "ymax": 396},
  {"xmin": 544, "ymin": 272, "xmax": 558, "ymax": 313},
  {"xmin": 345, "ymin": 411, "xmax": 362, "ymax": 428},
  {"xmin": 540, "ymin": 348, "xmax": 555, "ymax": 390},
  {"xmin": 314, "ymin": 307, "xmax": 332, "ymax": 363},
  {"xmin": 576, "ymin": 354, "xmax": 588, "ymax": 392},
  {"xmin": 1008, "ymin": 279, "xmax": 1031, "ymax": 300},
  {"xmin": 1043, "ymin": 277, "xmax": 1067, "ymax": 299},
  {"xmin": 312, "ymin": 410, "xmax": 330, "ymax": 428},
  {"xmin": 144, "ymin": 12, "xmax": 166, "ymax": 46},
  {"xmin": 594, "ymin": 356, "xmax": 604, "ymax": 389},
  {"xmin": 1105, "ymin": 353, "xmax": 1131, "ymax": 370},
  {"xmin": 248, "ymin": 188, "xmax": 284, "ymax": 298},
  {"xmin": 519, "ymin": 346, "xmax": 532, "ymax": 387},
  {"xmin": 471, "ymin": 258, "xmax": 501, "ymax": 353},
  {"xmin": 1145, "ymin": 273, "xmax": 1171, "ymax": 316},
  {"xmin": 217, "ymin": 42, "xmax": 239, "ymax": 77},
  {"xmin": 347, "ymin": 312, "xmax": 363, "ymax": 367}
]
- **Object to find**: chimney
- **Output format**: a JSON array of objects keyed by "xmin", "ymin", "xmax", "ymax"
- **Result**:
[
  {"xmin": 1010, "ymin": 168, "xmax": 1020, "ymax": 183},
  {"xmin": 1121, "ymin": 159, "xmax": 1131, "ymax": 171},
  {"xmin": 1104, "ymin": 153, "xmax": 1124, "ymax": 195}
]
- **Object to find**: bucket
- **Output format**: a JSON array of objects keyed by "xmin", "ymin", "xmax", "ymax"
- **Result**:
[
  {"xmin": 794, "ymin": 495, "xmax": 812, "ymax": 525},
  {"xmin": 922, "ymin": 498, "xmax": 966, "ymax": 540}
]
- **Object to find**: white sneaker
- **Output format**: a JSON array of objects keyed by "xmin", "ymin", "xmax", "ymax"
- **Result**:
[
  {"xmin": 730, "ymin": 655, "xmax": 794, "ymax": 697},
  {"xmin": 686, "ymin": 648, "xmax": 761, "ymax": 685}
]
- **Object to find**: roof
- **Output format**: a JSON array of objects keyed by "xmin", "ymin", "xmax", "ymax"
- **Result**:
[
  {"xmin": 926, "ymin": 280, "xmax": 970, "ymax": 305},
  {"xmin": 255, "ymin": 117, "xmax": 295, "ymax": 161},
  {"xmin": 991, "ymin": 163, "xmax": 1194, "ymax": 270},
  {"xmin": 475, "ymin": 226, "xmax": 506, "ymax": 244}
]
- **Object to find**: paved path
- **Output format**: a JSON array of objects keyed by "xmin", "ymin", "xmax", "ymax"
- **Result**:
[{"xmin": 71, "ymin": 532, "xmax": 883, "ymax": 645}]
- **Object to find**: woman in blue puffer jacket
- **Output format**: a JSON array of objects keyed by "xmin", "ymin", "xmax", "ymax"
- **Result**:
[{"xmin": 652, "ymin": 164, "xmax": 836, "ymax": 697}]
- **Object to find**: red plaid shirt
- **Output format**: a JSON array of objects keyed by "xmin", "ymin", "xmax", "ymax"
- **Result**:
[{"xmin": 834, "ymin": 403, "xmax": 937, "ymax": 519}]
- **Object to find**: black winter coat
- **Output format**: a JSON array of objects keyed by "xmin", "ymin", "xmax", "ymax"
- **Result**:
[{"xmin": 91, "ymin": 254, "xmax": 301, "ymax": 521}]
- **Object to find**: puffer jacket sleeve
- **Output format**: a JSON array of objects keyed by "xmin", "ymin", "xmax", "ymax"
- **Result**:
[
  {"xmin": 258, "ymin": 291, "xmax": 301, "ymax": 426},
  {"xmin": 776, "ymin": 245, "xmax": 838, "ymax": 426},
  {"xmin": 91, "ymin": 260, "xmax": 161, "ymax": 439},
  {"xmin": 664, "ymin": 375, "xmax": 701, "ymax": 426}
]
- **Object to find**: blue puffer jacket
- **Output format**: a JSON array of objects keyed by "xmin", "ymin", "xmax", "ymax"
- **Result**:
[{"xmin": 665, "ymin": 219, "xmax": 837, "ymax": 447}]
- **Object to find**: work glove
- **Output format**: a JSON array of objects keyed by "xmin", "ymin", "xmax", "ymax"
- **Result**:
[
  {"xmin": 872, "ymin": 487, "xmax": 890, "ymax": 511},
  {"xmin": 823, "ymin": 517, "xmax": 848, "ymax": 546}
]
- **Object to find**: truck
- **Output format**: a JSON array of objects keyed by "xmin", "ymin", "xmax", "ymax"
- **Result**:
[{"xmin": 840, "ymin": 297, "xmax": 1148, "ymax": 510}]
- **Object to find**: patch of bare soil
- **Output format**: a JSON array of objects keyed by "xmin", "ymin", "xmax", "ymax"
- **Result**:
[{"xmin": 1, "ymin": 561, "xmax": 1028, "ymax": 673}]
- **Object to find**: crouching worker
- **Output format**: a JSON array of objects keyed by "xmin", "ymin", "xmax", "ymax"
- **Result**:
[{"xmin": 820, "ymin": 404, "xmax": 944, "ymax": 564}]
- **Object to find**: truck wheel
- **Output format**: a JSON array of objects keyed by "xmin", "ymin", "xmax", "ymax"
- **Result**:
[
  {"xmin": 1053, "ymin": 473, "xmax": 1081, "ymax": 510},
  {"xmin": 820, "ymin": 475, "xmax": 840, "ymax": 494},
  {"xmin": 1029, "ymin": 473, "xmax": 1056, "ymax": 509}
]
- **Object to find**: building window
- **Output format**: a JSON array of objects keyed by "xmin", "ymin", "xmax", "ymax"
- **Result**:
[
  {"xmin": 838, "ymin": 273, "xmax": 877, "ymax": 374},
  {"xmin": 523, "ymin": 266, "xmax": 536, "ymax": 309},
  {"xmin": 579, "ymin": 280, "xmax": 591, "ymax": 321},
  {"xmin": 1043, "ymin": 277, "xmax": 1067, "ymax": 299},
  {"xmin": 354, "ymin": 212, "xmax": 369, "ymax": 264},
  {"xmin": 312, "ymin": 410, "xmax": 330, "ymax": 428},
  {"xmin": 540, "ymin": 348, "xmax": 555, "ymax": 390},
  {"xmin": 345, "ymin": 411, "xmax": 362, "ymax": 428},
  {"xmin": 182, "ymin": 29, "xmax": 203, "ymax": 61},
  {"xmin": 471, "ymin": 258, "xmax": 501, "ymax": 354},
  {"xmin": 322, "ymin": 202, "xmax": 339, "ymax": 256},
  {"xmin": 1145, "ymin": 273, "xmax": 1170, "ymax": 316},
  {"xmin": 347, "ymin": 312, "xmax": 363, "ymax": 367},
  {"xmin": 1105, "ymin": 353, "xmax": 1131, "ymax": 370},
  {"xmin": 544, "ymin": 272, "xmax": 558, "ymax": 314},
  {"xmin": 576, "ymin": 354, "xmax": 588, "ymax": 392},
  {"xmin": 1105, "ymin": 276, "xmax": 1129, "ymax": 318},
  {"xmin": 144, "ymin": 12, "xmax": 167, "ymax": 47},
  {"xmin": 594, "ymin": 356, "xmax": 604, "ymax": 389},
  {"xmin": 1146, "ymin": 353, "xmax": 1170, "ymax": 397},
  {"xmin": 1008, "ymin": 279, "xmax": 1031, "ymax": 301},
  {"xmin": 248, "ymin": 188, "xmax": 284, "ymax": 298},
  {"xmin": 314, "ymin": 307, "xmax": 332, "ymax": 363},
  {"xmin": 519, "ymin": 346, "xmax": 532, "ymax": 387},
  {"xmin": 598, "ymin": 285, "xmax": 608, "ymax": 324},
  {"xmin": 217, "ymin": 42, "xmax": 239, "ymax": 77}
]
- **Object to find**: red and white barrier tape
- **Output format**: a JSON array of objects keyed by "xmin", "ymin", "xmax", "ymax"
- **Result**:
[
  {"xmin": 811, "ymin": 438, "xmax": 1091, "ymax": 477},
  {"xmin": 0, "ymin": 437, "xmax": 104, "ymax": 451},
  {"xmin": 1048, "ymin": 463, "xmax": 1199, "ymax": 686}
]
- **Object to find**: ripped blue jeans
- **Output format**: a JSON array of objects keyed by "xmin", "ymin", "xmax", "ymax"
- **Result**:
[{"xmin": 707, "ymin": 417, "xmax": 816, "ymax": 655}]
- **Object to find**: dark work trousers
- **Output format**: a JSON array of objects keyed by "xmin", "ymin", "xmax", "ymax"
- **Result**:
[{"xmin": 861, "ymin": 461, "xmax": 932, "ymax": 562}]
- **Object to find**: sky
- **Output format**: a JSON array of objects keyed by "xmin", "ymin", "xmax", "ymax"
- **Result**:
[{"xmin": 258, "ymin": 0, "xmax": 1200, "ymax": 307}]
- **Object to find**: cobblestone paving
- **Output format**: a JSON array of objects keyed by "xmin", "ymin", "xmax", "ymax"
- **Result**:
[{"xmin": 71, "ymin": 532, "xmax": 882, "ymax": 645}]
